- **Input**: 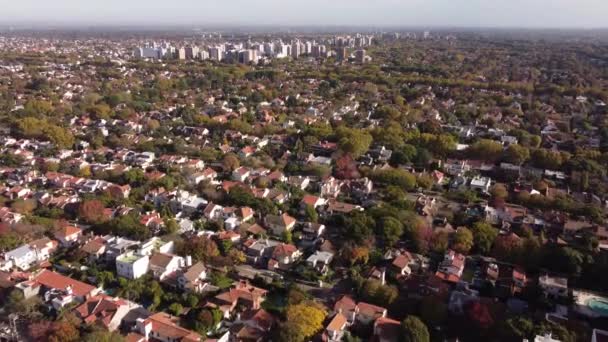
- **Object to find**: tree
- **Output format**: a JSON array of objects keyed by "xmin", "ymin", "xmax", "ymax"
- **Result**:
[
  {"xmin": 492, "ymin": 233, "xmax": 523, "ymax": 262},
  {"xmin": 341, "ymin": 244, "xmax": 370, "ymax": 265},
  {"xmin": 334, "ymin": 154, "xmax": 361, "ymax": 179},
  {"xmin": 123, "ymin": 168, "xmax": 146, "ymax": 186},
  {"xmin": 82, "ymin": 328, "xmax": 126, "ymax": 342},
  {"xmin": 471, "ymin": 221, "xmax": 498, "ymax": 254},
  {"xmin": 48, "ymin": 320, "xmax": 80, "ymax": 342},
  {"xmin": 401, "ymin": 316, "xmax": 430, "ymax": 342},
  {"xmin": 6, "ymin": 289, "xmax": 41, "ymax": 318},
  {"xmin": 453, "ymin": 227, "xmax": 474, "ymax": 254},
  {"xmin": 178, "ymin": 236, "xmax": 219, "ymax": 262},
  {"xmin": 420, "ymin": 296, "xmax": 447, "ymax": 328},
  {"xmin": 379, "ymin": 217, "xmax": 403, "ymax": 247},
  {"xmin": 416, "ymin": 173, "xmax": 434, "ymax": 190},
  {"xmin": 44, "ymin": 125, "xmax": 75, "ymax": 149},
  {"xmin": 359, "ymin": 279, "xmax": 398, "ymax": 305},
  {"xmin": 11, "ymin": 199, "xmax": 37, "ymax": 214},
  {"xmin": 305, "ymin": 204, "xmax": 318, "ymax": 223},
  {"xmin": 390, "ymin": 144, "xmax": 418, "ymax": 165},
  {"xmin": 503, "ymin": 144, "xmax": 530, "ymax": 165},
  {"xmin": 500, "ymin": 316, "xmax": 535, "ymax": 341},
  {"xmin": 79, "ymin": 199, "xmax": 107, "ymax": 224},
  {"xmin": 281, "ymin": 302, "xmax": 327, "ymax": 342},
  {"xmin": 468, "ymin": 139, "xmax": 504, "ymax": 162},
  {"xmin": 404, "ymin": 214, "xmax": 432, "ymax": 253},
  {"xmin": 530, "ymin": 149, "xmax": 564, "ymax": 170},
  {"xmin": 371, "ymin": 168, "xmax": 417, "ymax": 190},
  {"xmin": 465, "ymin": 300, "xmax": 495, "ymax": 330},
  {"xmin": 168, "ymin": 303, "xmax": 184, "ymax": 316},
  {"xmin": 343, "ymin": 212, "xmax": 375, "ymax": 244},
  {"xmin": 222, "ymin": 153, "xmax": 240, "ymax": 171},
  {"xmin": 430, "ymin": 231, "xmax": 449, "ymax": 253},
  {"xmin": 228, "ymin": 249, "xmax": 246, "ymax": 264},
  {"xmin": 101, "ymin": 213, "xmax": 150, "ymax": 240},
  {"xmin": 546, "ymin": 247, "xmax": 586, "ymax": 277},
  {"xmin": 490, "ymin": 184, "xmax": 509, "ymax": 200},
  {"xmin": 196, "ymin": 309, "xmax": 223, "ymax": 334},
  {"xmin": 163, "ymin": 218, "xmax": 179, "ymax": 235},
  {"xmin": 0, "ymin": 232, "xmax": 22, "ymax": 252},
  {"xmin": 335, "ymin": 126, "xmax": 373, "ymax": 158}
]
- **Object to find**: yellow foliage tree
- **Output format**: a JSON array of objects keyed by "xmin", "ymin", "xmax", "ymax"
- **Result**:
[{"xmin": 283, "ymin": 301, "xmax": 327, "ymax": 342}]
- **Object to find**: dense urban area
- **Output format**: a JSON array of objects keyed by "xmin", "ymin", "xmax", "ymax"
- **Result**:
[{"xmin": 0, "ymin": 28, "xmax": 607, "ymax": 342}]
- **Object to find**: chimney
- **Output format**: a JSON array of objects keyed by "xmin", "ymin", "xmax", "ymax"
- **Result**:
[{"xmin": 186, "ymin": 255, "xmax": 192, "ymax": 267}]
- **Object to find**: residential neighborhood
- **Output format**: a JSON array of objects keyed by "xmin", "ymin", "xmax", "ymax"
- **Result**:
[{"xmin": 0, "ymin": 20, "xmax": 607, "ymax": 342}]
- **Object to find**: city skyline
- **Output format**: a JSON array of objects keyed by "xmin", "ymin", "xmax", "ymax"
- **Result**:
[{"xmin": 1, "ymin": 0, "xmax": 607, "ymax": 29}]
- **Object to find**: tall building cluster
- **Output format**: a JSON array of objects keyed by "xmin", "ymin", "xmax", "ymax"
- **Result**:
[{"xmin": 133, "ymin": 34, "xmax": 374, "ymax": 64}]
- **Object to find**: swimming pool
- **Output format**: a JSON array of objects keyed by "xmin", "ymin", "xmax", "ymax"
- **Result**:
[{"xmin": 588, "ymin": 298, "xmax": 608, "ymax": 316}]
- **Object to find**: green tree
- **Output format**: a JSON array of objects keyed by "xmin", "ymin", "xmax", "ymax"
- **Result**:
[
  {"xmin": 335, "ymin": 126, "xmax": 373, "ymax": 158},
  {"xmin": 379, "ymin": 217, "xmax": 404, "ymax": 247},
  {"xmin": 471, "ymin": 221, "xmax": 498, "ymax": 254},
  {"xmin": 453, "ymin": 227, "xmax": 474, "ymax": 254},
  {"xmin": 370, "ymin": 168, "xmax": 417, "ymax": 190},
  {"xmin": 468, "ymin": 139, "xmax": 504, "ymax": 162},
  {"xmin": 305, "ymin": 204, "xmax": 318, "ymax": 223},
  {"xmin": 44, "ymin": 125, "xmax": 75, "ymax": 149},
  {"xmin": 168, "ymin": 303, "xmax": 184, "ymax": 316},
  {"xmin": 402, "ymin": 316, "xmax": 430, "ymax": 342},
  {"xmin": 503, "ymin": 144, "xmax": 530, "ymax": 165}
]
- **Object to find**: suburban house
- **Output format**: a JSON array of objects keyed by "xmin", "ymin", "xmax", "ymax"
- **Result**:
[
  {"xmin": 373, "ymin": 316, "xmax": 402, "ymax": 342},
  {"xmin": 206, "ymin": 281, "xmax": 268, "ymax": 319},
  {"xmin": 469, "ymin": 176, "xmax": 492, "ymax": 193},
  {"xmin": 149, "ymin": 253, "xmax": 186, "ymax": 281},
  {"xmin": 357, "ymin": 302, "xmax": 388, "ymax": 324},
  {"xmin": 74, "ymin": 295, "xmax": 139, "ymax": 331},
  {"xmin": 116, "ymin": 252, "xmax": 150, "ymax": 280},
  {"xmin": 333, "ymin": 295, "xmax": 388, "ymax": 325},
  {"xmin": 306, "ymin": 251, "xmax": 334, "ymax": 273},
  {"xmin": 265, "ymin": 213, "xmax": 296, "ymax": 236},
  {"xmin": 132, "ymin": 312, "xmax": 202, "ymax": 342},
  {"xmin": 326, "ymin": 313, "xmax": 348, "ymax": 342},
  {"xmin": 391, "ymin": 251, "xmax": 429, "ymax": 278},
  {"xmin": 80, "ymin": 237, "xmax": 108, "ymax": 261},
  {"xmin": 435, "ymin": 250, "xmax": 466, "ymax": 283},
  {"xmin": 177, "ymin": 261, "xmax": 208, "ymax": 293},
  {"xmin": 2, "ymin": 238, "xmax": 57, "ymax": 271},
  {"xmin": 268, "ymin": 243, "xmax": 301, "ymax": 270},
  {"xmin": 302, "ymin": 222, "xmax": 326, "ymax": 241},
  {"xmin": 16, "ymin": 269, "xmax": 99, "ymax": 304},
  {"xmin": 54, "ymin": 225, "xmax": 83, "ymax": 246}
]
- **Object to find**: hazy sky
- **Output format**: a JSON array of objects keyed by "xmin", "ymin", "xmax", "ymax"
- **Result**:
[{"xmin": 1, "ymin": 0, "xmax": 606, "ymax": 28}]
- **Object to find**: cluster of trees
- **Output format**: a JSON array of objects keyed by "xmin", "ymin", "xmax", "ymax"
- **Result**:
[
  {"xmin": 13, "ymin": 117, "xmax": 74, "ymax": 149},
  {"xmin": 94, "ymin": 212, "xmax": 151, "ymax": 240}
]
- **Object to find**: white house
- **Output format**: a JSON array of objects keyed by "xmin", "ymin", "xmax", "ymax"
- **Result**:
[
  {"xmin": 149, "ymin": 253, "xmax": 185, "ymax": 281},
  {"xmin": 116, "ymin": 252, "xmax": 150, "ymax": 280},
  {"xmin": 2, "ymin": 245, "xmax": 37, "ymax": 271},
  {"xmin": 178, "ymin": 261, "xmax": 207, "ymax": 293},
  {"xmin": 469, "ymin": 176, "xmax": 492, "ymax": 193}
]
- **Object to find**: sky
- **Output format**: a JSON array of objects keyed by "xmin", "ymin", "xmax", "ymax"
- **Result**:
[{"xmin": 1, "ymin": 0, "xmax": 606, "ymax": 28}]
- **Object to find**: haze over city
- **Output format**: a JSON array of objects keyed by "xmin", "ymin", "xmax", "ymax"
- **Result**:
[{"xmin": 1, "ymin": 0, "xmax": 608, "ymax": 28}]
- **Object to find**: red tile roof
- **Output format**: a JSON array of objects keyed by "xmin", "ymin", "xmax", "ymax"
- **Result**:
[{"xmin": 33, "ymin": 270, "xmax": 96, "ymax": 297}]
